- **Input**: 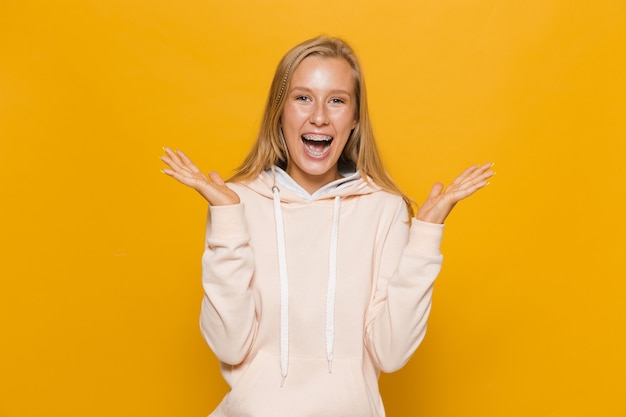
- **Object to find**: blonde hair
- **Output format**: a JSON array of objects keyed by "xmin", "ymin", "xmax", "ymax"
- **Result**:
[{"xmin": 230, "ymin": 35, "xmax": 414, "ymax": 218}]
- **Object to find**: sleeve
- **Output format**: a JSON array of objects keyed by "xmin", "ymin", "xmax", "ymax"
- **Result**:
[
  {"xmin": 364, "ymin": 201, "xmax": 444, "ymax": 373},
  {"xmin": 199, "ymin": 203, "xmax": 258, "ymax": 365}
]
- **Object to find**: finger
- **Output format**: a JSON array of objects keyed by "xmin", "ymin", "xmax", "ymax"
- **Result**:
[
  {"xmin": 161, "ymin": 149, "xmax": 196, "ymax": 176},
  {"xmin": 161, "ymin": 152, "xmax": 200, "ymax": 183},
  {"xmin": 444, "ymin": 166, "xmax": 494, "ymax": 200},
  {"xmin": 448, "ymin": 164, "xmax": 480, "ymax": 188},
  {"xmin": 453, "ymin": 162, "xmax": 495, "ymax": 189},
  {"xmin": 161, "ymin": 166, "xmax": 195, "ymax": 186},
  {"xmin": 160, "ymin": 154, "xmax": 179, "ymax": 171},
  {"xmin": 163, "ymin": 147, "xmax": 190, "ymax": 170},
  {"xmin": 480, "ymin": 161, "xmax": 494, "ymax": 171},
  {"xmin": 160, "ymin": 154, "xmax": 190, "ymax": 176},
  {"xmin": 472, "ymin": 162, "xmax": 495, "ymax": 178},
  {"xmin": 175, "ymin": 150, "xmax": 202, "ymax": 174},
  {"xmin": 473, "ymin": 162, "xmax": 495, "ymax": 181},
  {"xmin": 447, "ymin": 177, "xmax": 490, "ymax": 201},
  {"xmin": 161, "ymin": 147, "xmax": 185, "ymax": 170},
  {"xmin": 467, "ymin": 163, "xmax": 495, "ymax": 186},
  {"xmin": 427, "ymin": 182, "xmax": 445, "ymax": 200},
  {"xmin": 163, "ymin": 146, "xmax": 180, "ymax": 163},
  {"xmin": 208, "ymin": 171, "xmax": 226, "ymax": 186}
]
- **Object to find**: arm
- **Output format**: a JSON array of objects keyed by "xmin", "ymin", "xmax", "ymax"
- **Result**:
[
  {"xmin": 161, "ymin": 148, "xmax": 257, "ymax": 364},
  {"xmin": 365, "ymin": 162, "xmax": 495, "ymax": 372},
  {"xmin": 364, "ymin": 204, "xmax": 443, "ymax": 373},
  {"xmin": 200, "ymin": 203, "xmax": 257, "ymax": 365}
]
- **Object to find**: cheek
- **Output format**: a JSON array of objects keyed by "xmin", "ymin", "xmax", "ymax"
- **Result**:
[
  {"xmin": 338, "ymin": 106, "xmax": 357, "ymax": 130},
  {"xmin": 338, "ymin": 112, "xmax": 357, "ymax": 132},
  {"xmin": 283, "ymin": 108, "xmax": 307, "ymax": 130}
]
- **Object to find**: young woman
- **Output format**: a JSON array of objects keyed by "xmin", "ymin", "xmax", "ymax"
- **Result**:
[{"xmin": 161, "ymin": 36, "xmax": 493, "ymax": 417}]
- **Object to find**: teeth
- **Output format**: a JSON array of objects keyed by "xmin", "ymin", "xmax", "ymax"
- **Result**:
[
  {"xmin": 302, "ymin": 134, "xmax": 332, "ymax": 142},
  {"xmin": 302, "ymin": 134, "xmax": 332, "ymax": 156}
]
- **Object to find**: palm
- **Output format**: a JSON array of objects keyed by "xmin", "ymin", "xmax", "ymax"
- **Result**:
[
  {"xmin": 416, "ymin": 162, "xmax": 494, "ymax": 224},
  {"xmin": 160, "ymin": 147, "xmax": 240, "ymax": 206}
]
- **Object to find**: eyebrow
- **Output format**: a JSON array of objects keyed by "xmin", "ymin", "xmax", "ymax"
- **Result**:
[{"xmin": 289, "ymin": 86, "xmax": 352, "ymax": 96}]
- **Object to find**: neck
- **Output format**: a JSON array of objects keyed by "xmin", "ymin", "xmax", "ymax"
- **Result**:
[{"xmin": 287, "ymin": 170, "xmax": 341, "ymax": 194}]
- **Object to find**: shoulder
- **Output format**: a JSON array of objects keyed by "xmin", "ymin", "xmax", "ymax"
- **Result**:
[
  {"xmin": 227, "ymin": 172, "xmax": 273, "ymax": 195},
  {"xmin": 347, "ymin": 187, "xmax": 410, "ymax": 226},
  {"xmin": 358, "ymin": 179, "xmax": 407, "ymax": 209}
]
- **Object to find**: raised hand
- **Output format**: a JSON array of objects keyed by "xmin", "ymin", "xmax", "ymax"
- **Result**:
[
  {"xmin": 160, "ymin": 147, "xmax": 240, "ymax": 206},
  {"xmin": 416, "ymin": 162, "xmax": 495, "ymax": 224}
]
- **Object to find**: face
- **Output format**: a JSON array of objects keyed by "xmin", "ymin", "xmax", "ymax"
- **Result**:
[{"xmin": 280, "ymin": 56, "xmax": 357, "ymax": 194}]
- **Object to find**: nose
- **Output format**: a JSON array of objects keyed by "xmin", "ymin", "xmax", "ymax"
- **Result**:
[{"xmin": 310, "ymin": 102, "xmax": 330, "ymax": 126}]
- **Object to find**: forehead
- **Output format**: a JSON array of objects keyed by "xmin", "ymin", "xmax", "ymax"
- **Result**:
[{"xmin": 289, "ymin": 56, "xmax": 356, "ymax": 93}]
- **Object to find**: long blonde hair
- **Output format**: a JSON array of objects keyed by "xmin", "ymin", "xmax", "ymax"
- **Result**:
[{"xmin": 230, "ymin": 36, "xmax": 414, "ymax": 218}]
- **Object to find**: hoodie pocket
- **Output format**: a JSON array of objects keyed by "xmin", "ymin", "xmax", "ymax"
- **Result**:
[{"xmin": 223, "ymin": 352, "xmax": 377, "ymax": 417}]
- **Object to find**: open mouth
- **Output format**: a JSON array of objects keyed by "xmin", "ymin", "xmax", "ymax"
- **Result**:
[{"xmin": 302, "ymin": 134, "xmax": 333, "ymax": 156}]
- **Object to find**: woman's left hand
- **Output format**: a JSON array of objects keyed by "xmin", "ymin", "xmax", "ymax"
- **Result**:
[{"xmin": 416, "ymin": 162, "xmax": 495, "ymax": 224}]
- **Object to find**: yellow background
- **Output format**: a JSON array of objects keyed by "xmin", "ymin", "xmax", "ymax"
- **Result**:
[{"xmin": 1, "ymin": 1, "xmax": 625, "ymax": 416}]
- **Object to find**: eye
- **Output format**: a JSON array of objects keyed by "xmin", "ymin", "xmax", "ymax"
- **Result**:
[
  {"xmin": 330, "ymin": 98, "xmax": 345, "ymax": 104},
  {"xmin": 295, "ymin": 95, "xmax": 311, "ymax": 102}
]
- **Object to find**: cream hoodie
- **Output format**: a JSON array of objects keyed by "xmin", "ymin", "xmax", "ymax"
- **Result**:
[{"xmin": 201, "ymin": 167, "xmax": 444, "ymax": 417}]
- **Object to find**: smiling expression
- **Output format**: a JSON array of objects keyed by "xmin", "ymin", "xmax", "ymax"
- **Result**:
[{"xmin": 281, "ymin": 56, "xmax": 357, "ymax": 194}]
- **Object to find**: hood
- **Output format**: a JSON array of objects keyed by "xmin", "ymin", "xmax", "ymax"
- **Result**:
[{"xmin": 240, "ymin": 166, "xmax": 382, "ymax": 203}]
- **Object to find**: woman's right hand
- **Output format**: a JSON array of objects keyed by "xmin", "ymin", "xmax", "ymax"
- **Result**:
[{"xmin": 160, "ymin": 147, "xmax": 240, "ymax": 206}]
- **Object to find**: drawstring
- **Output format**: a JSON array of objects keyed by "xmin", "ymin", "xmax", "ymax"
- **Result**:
[
  {"xmin": 272, "ymin": 185, "xmax": 289, "ymax": 387},
  {"xmin": 271, "ymin": 186, "xmax": 341, "ymax": 385},
  {"xmin": 326, "ymin": 196, "xmax": 340, "ymax": 373}
]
